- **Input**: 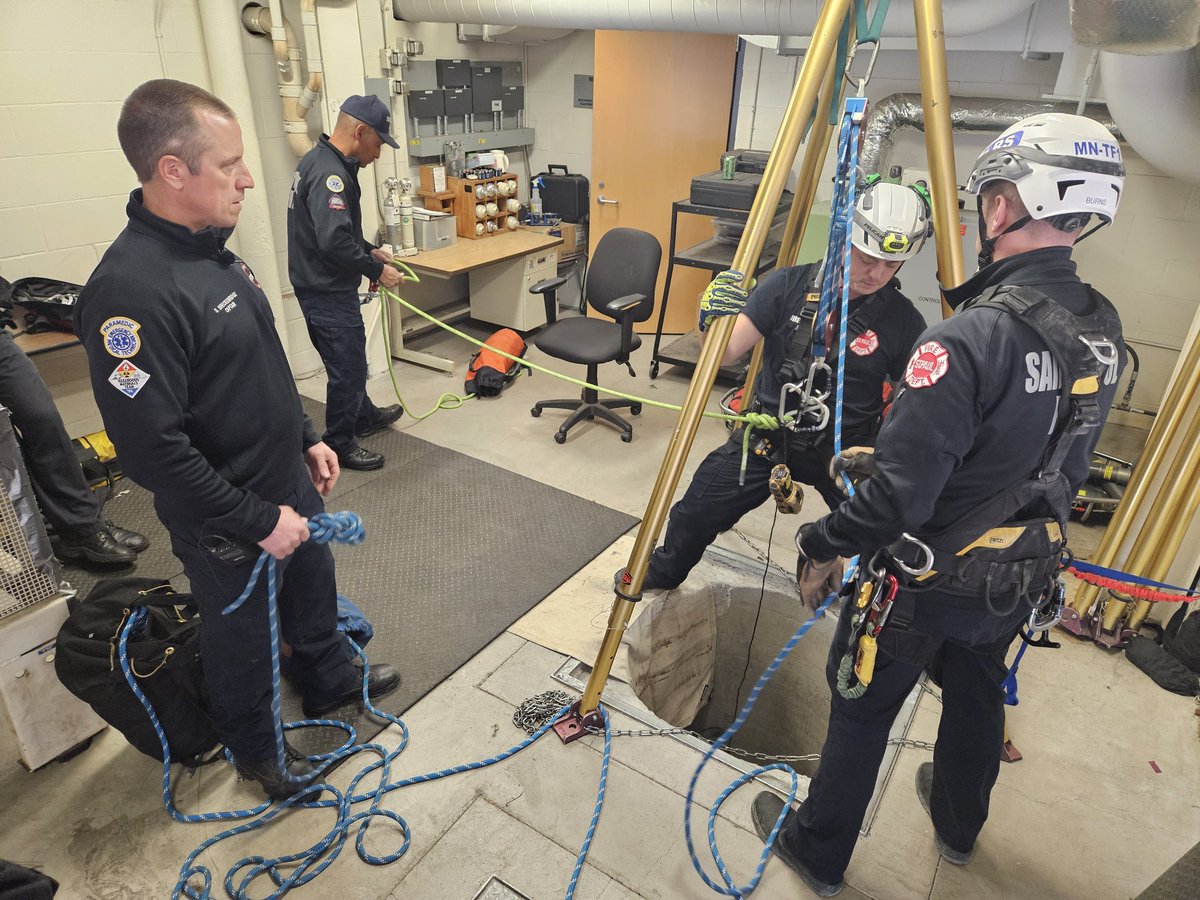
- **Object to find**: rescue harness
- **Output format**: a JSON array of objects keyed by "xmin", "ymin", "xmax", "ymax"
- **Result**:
[{"xmin": 836, "ymin": 282, "xmax": 1123, "ymax": 698}]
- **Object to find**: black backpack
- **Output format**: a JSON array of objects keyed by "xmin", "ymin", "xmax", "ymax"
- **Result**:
[{"xmin": 54, "ymin": 578, "xmax": 221, "ymax": 766}]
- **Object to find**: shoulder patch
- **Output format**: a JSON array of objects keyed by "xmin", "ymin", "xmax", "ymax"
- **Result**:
[
  {"xmin": 904, "ymin": 340, "xmax": 950, "ymax": 389},
  {"xmin": 108, "ymin": 360, "xmax": 151, "ymax": 398},
  {"xmin": 849, "ymin": 329, "xmax": 879, "ymax": 357},
  {"xmin": 239, "ymin": 261, "xmax": 262, "ymax": 290},
  {"xmin": 99, "ymin": 317, "xmax": 141, "ymax": 359},
  {"xmin": 328, "ymin": 194, "xmax": 347, "ymax": 211},
  {"xmin": 326, "ymin": 174, "xmax": 345, "ymax": 192}
]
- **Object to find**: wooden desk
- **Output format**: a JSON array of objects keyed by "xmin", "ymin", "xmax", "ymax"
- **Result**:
[
  {"xmin": 387, "ymin": 229, "xmax": 564, "ymax": 372},
  {"xmin": 8, "ymin": 305, "xmax": 79, "ymax": 356},
  {"xmin": 405, "ymin": 230, "xmax": 562, "ymax": 278}
]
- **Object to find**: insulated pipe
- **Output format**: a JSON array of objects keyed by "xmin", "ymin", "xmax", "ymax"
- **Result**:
[
  {"xmin": 392, "ymin": 0, "xmax": 1037, "ymax": 39},
  {"xmin": 1101, "ymin": 406, "xmax": 1200, "ymax": 632},
  {"xmin": 298, "ymin": 0, "xmax": 325, "ymax": 123},
  {"xmin": 1100, "ymin": 49, "xmax": 1200, "ymax": 187},
  {"xmin": 1072, "ymin": 326, "xmax": 1200, "ymax": 616},
  {"xmin": 578, "ymin": 0, "xmax": 854, "ymax": 717},
  {"xmin": 198, "ymin": 0, "xmax": 291, "ymax": 356},
  {"xmin": 913, "ymin": 0, "xmax": 966, "ymax": 303},
  {"xmin": 243, "ymin": 2, "xmax": 320, "ymax": 158},
  {"xmin": 742, "ymin": 60, "xmax": 843, "ymax": 423},
  {"xmin": 858, "ymin": 94, "xmax": 1121, "ymax": 184}
]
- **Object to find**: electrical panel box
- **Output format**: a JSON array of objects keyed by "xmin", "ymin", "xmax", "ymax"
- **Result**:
[
  {"xmin": 436, "ymin": 58, "xmax": 472, "ymax": 87},
  {"xmin": 469, "ymin": 247, "xmax": 559, "ymax": 331},
  {"xmin": 470, "ymin": 66, "xmax": 503, "ymax": 115},
  {"xmin": 501, "ymin": 86, "xmax": 525, "ymax": 112},
  {"xmin": 407, "ymin": 89, "xmax": 445, "ymax": 120},
  {"xmin": 443, "ymin": 87, "xmax": 474, "ymax": 117}
]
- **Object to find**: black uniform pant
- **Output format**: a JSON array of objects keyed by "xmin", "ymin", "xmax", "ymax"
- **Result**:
[
  {"xmin": 165, "ymin": 474, "xmax": 356, "ymax": 762},
  {"xmin": 297, "ymin": 291, "xmax": 385, "ymax": 456},
  {"xmin": 780, "ymin": 590, "xmax": 1029, "ymax": 885},
  {"xmin": 644, "ymin": 430, "xmax": 843, "ymax": 590},
  {"xmin": 0, "ymin": 330, "xmax": 102, "ymax": 538}
]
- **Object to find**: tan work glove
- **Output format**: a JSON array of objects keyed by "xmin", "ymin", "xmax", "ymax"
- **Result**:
[
  {"xmin": 795, "ymin": 524, "xmax": 844, "ymax": 610},
  {"xmin": 829, "ymin": 445, "xmax": 879, "ymax": 497}
]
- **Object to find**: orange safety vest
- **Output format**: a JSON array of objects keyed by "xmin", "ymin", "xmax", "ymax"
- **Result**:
[{"xmin": 465, "ymin": 328, "xmax": 529, "ymax": 397}]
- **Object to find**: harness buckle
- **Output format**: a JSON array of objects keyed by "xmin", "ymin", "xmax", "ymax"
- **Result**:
[
  {"xmin": 891, "ymin": 532, "xmax": 934, "ymax": 578},
  {"xmin": 1078, "ymin": 335, "xmax": 1119, "ymax": 367},
  {"xmin": 778, "ymin": 360, "xmax": 832, "ymax": 433},
  {"xmin": 1027, "ymin": 575, "xmax": 1066, "ymax": 634}
]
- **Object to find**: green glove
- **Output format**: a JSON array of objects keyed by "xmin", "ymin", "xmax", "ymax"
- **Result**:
[{"xmin": 698, "ymin": 269, "xmax": 752, "ymax": 332}]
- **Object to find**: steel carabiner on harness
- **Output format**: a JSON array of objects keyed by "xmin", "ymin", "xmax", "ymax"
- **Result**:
[{"xmin": 778, "ymin": 359, "xmax": 833, "ymax": 433}]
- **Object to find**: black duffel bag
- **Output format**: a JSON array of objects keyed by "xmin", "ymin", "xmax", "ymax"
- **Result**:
[{"xmin": 55, "ymin": 577, "xmax": 221, "ymax": 766}]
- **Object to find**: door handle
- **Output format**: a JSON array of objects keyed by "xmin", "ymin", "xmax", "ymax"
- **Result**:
[{"xmin": 597, "ymin": 196, "xmax": 620, "ymax": 205}]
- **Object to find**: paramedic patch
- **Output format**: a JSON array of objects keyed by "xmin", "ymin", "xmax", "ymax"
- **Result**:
[
  {"xmin": 904, "ymin": 340, "xmax": 950, "ymax": 389},
  {"xmin": 99, "ymin": 316, "xmax": 141, "ymax": 358},
  {"xmin": 328, "ymin": 194, "xmax": 347, "ymax": 211},
  {"xmin": 850, "ymin": 329, "xmax": 879, "ymax": 357},
  {"xmin": 108, "ymin": 360, "xmax": 150, "ymax": 398},
  {"xmin": 325, "ymin": 174, "xmax": 344, "ymax": 192}
]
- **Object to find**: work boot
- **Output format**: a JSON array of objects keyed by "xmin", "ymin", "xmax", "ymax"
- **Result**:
[
  {"xmin": 355, "ymin": 404, "xmax": 404, "ymax": 438},
  {"xmin": 57, "ymin": 529, "xmax": 138, "ymax": 565},
  {"xmin": 751, "ymin": 792, "xmax": 844, "ymax": 897},
  {"xmin": 235, "ymin": 742, "xmax": 323, "ymax": 800},
  {"xmin": 915, "ymin": 762, "xmax": 975, "ymax": 865},
  {"xmin": 302, "ymin": 663, "xmax": 401, "ymax": 718},
  {"xmin": 106, "ymin": 520, "xmax": 149, "ymax": 553},
  {"xmin": 338, "ymin": 446, "xmax": 385, "ymax": 471}
]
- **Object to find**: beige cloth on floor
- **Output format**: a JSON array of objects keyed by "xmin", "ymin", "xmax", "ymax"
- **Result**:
[{"xmin": 625, "ymin": 577, "xmax": 716, "ymax": 726}]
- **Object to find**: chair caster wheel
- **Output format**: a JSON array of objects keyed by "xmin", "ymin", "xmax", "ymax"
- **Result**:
[
  {"xmin": 531, "ymin": 406, "xmax": 542, "ymax": 417},
  {"xmin": 630, "ymin": 403, "xmax": 642, "ymax": 416},
  {"xmin": 554, "ymin": 432, "xmax": 567, "ymax": 444},
  {"xmin": 621, "ymin": 432, "xmax": 632, "ymax": 443},
  {"xmin": 650, "ymin": 362, "xmax": 660, "ymax": 380}
]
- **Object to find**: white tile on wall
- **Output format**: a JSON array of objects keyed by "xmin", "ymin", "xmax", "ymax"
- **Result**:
[
  {"xmin": 71, "ymin": 151, "xmax": 138, "ymax": 199},
  {"xmin": 0, "ymin": 207, "xmax": 47, "ymax": 257},
  {"xmin": 0, "ymin": 246, "xmax": 99, "ymax": 285},
  {"xmin": 1161, "ymin": 259, "xmax": 1200, "ymax": 301},
  {"xmin": 0, "ymin": 107, "xmax": 17, "ymax": 157},
  {"xmin": 1119, "ymin": 173, "xmax": 1192, "ymax": 220},
  {"xmin": 1184, "ymin": 186, "xmax": 1200, "ymax": 223},
  {"xmin": 0, "ymin": 156, "xmax": 70, "ymax": 208},
  {"xmin": 0, "ymin": 51, "xmax": 162, "ymax": 105},
  {"xmin": 164, "ymin": 52, "xmax": 213, "ymax": 87},
  {"xmin": 36, "ymin": 196, "xmax": 129, "ymax": 252},
  {"xmin": 8, "ymin": 103, "xmax": 123, "ymax": 154},
  {"xmin": 1123, "ymin": 213, "xmax": 1199, "ymax": 262},
  {"xmin": 0, "ymin": 0, "xmax": 156, "ymax": 53}
]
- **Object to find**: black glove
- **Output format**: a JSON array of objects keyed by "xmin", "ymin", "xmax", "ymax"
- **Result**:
[{"xmin": 829, "ymin": 446, "xmax": 878, "ymax": 497}]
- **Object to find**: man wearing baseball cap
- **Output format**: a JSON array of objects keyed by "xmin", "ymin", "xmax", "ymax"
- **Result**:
[{"xmin": 287, "ymin": 95, "xmax": 405, "ymax": 473}]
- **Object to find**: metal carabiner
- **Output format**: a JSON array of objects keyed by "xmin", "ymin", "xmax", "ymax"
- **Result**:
[
  {"xmin": 843, "ymin": 39, "xmax": 882, "ymax": 98},
  {"xmin": 1078, "ymin": 335, "xmax": 1119, "ymax": 368},
  {"xmin": 892, "ymin": 533, "xmax": 934, "ymax": 578}
]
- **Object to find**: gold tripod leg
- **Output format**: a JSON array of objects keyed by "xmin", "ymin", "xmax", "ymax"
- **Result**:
[{"xmin": 576, "ymin": 0, "xmax": 855, "ymax": 720}]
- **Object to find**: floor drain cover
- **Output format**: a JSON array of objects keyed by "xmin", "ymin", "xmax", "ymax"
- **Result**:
[{"xmin": 471, "ymin": 875, "xmax": 532, "ymax": 900}]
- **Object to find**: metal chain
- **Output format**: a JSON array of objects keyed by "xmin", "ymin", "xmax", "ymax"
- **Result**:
[
  {"xmin": 731, "ymin": 527, "xmax": 795, "ymax": 581},
  {"xmin": 513, "ymin": 690, "xmax": 573, "ymax": 735}
]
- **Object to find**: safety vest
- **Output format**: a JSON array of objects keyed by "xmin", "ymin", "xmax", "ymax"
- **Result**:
[{"xmin": 888, "ymin": 283, "xmax": 1123, "ymax": 609}]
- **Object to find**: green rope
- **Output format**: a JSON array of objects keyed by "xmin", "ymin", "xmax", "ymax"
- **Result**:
[{"xmin": 379, "ymin": 282, "xmax": 791, "ymax": 431}]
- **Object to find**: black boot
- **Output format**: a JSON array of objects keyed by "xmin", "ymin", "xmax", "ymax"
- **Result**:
[
  {"xmin": 302, "ymin": 663, "xmax": 401, "ymax": 718},
  {"xmin": 338, "ymin": 446, "xmax": 385, "ymax": 471},
  {"xmin": 235, "ymin": 742, "xmax": 322, "ymax": 800},
  {"xmin": 106, "ymin": 520, "xmax": 149, "ymax": 553},
  {"xmin": 57, "ymin": 529, "xmax": 137, "ymax": 565},
  {"xmin": 355, "ymin": 404, "xmax": 404, "ymax": 438}
]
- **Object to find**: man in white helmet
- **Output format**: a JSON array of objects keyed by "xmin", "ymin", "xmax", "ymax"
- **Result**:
[
  {"xmin": 756, "ymin": 114, "xmax": 1126, "ymax": 896},
  {"xmin": 641, "ymin": 179, "xmax": 931, "ymax": 593}
]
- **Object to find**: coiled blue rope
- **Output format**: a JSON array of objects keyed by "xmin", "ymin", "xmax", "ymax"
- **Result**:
[{"xmin": 118, "ymin": 510, "xmax": 610, "ymax": 898}]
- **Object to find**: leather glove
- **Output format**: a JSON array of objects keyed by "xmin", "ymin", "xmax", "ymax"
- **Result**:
[
  {"xmin": 795, "ymin": 525, "xmax": 844, "ymax": 611},
  {"xmin": 829, "ymin": 445, "xmax": 878, "ymax": 496},
  {"xmin": 698, "ymin": 269, "xmax": 753, "ymax": 332}
]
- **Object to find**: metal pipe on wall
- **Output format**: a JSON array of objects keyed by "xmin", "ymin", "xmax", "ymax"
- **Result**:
[
  {"xmin": 578, "ymin": 0, "xmax": 855, "ymax": 718},
  {"xmin": 1072, "ymin": 327, "xmax": 1200, "ymax": 616},
  {"xmin": 912, "ymin": 0, "xmax": 966, "ymax": 306}
]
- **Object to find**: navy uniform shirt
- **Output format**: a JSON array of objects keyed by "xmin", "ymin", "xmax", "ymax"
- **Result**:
[
  {"xmin": 287, "ymin": 134, "xmax": 383, "ymax": 298},
  {"xmin": 803, "ymin": 246, "xmax": 1125, "ymax": 562},
  {"xmin": 77, "ymin": 190, "xmax": 318, "ymax": 543},
  {"xmin": 743, "ymin": 262, "xmax": 926, "ymax": 448}
]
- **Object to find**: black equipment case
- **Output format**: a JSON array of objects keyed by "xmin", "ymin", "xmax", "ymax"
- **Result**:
[
  {"xmin": 535, "ymin": 164, "xmax": 589, "ymax": 223},
  {"xmin": 689, "ymin": 170, "xmax": 793, "ymax": 211}
]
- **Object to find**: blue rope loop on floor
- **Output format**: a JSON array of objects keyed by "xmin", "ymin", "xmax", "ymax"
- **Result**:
[{"xmin": 114, "ymin": 507, "xmax": 609, "ymax": 899}]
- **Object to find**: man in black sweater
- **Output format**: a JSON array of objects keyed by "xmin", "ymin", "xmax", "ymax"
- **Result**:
[
  {"xmin": 287, "ymin": 95, "xmax": 405, "ymax": 472},
  {"xmin": 77, "ymin": 80, "xmax": 399, "ymax": 800}
]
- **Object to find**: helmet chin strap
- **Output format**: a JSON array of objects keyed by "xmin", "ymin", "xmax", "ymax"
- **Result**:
[{"xmin": 976, "ymin": 194, "xmax": 1031, "ymax": 267}]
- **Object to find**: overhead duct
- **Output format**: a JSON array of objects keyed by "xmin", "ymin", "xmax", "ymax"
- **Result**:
[
  {"xmin": 392, "ymin": 0, "xmax": 1038, "ymax": 38},
  {"xmin": 458, "ymin": 23, "xmax": 574, "ymax": 43},
  {"xmin": 859, "ymin": 93, "xmax": 1122, "ymax": 176},
  {"xmin": 1100, "ymin": 48, "xmax": 1200, "ymax": 184},
  {"xmin": 1071, "ymin": 0, "xmax": 1200, "ymax": 53}
]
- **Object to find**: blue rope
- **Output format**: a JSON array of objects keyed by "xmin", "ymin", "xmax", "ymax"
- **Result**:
[
  {"xmin": 1002, "ymin": 638, "xmax": 1029, "ymax": 707},
  {"xmin": 117, "ymin": 509, "xmax": 608, "ymax": 898}
]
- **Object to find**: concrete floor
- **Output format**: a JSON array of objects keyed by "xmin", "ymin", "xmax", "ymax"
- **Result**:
[{"xmin": 1, "ymin": 313, "xmax": 1197, "ymax": 899}]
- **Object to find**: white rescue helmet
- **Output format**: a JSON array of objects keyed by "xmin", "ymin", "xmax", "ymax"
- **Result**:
[
  {"xmin": 851, "ymin": 181, "xmax": 932, "ymax": 262},
  {"xmin": 965, "ymin": 113, "xmax": 1124, "ymax": 224}
]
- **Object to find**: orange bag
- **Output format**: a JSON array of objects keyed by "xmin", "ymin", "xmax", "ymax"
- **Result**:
[{"xmin": 465, "ymin": 328, "xmax": 529, "ymax": 397}]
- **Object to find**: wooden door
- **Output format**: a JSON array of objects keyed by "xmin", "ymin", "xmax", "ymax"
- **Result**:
[{"xmin": 591, "ymin": 31, "xmax": 738, "ymax": 333}]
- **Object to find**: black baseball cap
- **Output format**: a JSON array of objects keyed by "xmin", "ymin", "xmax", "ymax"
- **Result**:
[{"xmin": 339, "ymin": 94, "xmax": 400, "ymax": 149}]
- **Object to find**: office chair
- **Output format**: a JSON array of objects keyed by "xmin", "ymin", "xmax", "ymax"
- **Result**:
[{"xmin": 529, "ymin": 227, "xmax": 662, "ymax": 444}]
